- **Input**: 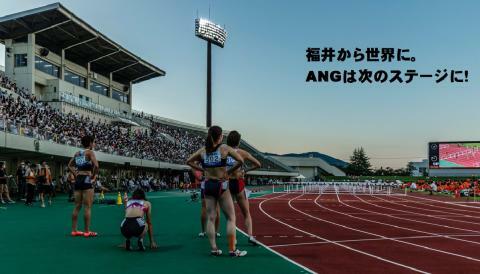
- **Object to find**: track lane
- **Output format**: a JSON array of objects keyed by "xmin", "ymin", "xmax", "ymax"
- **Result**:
[{"xmin": 240, "ymin": 193, "xmax": 429, "ymax": 274}]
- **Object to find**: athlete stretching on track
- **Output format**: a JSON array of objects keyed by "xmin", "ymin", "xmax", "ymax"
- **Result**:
[
  {"xmin": 226, "ymin": 131, "xmax": 261, "ymax": 245},
  {"xmin": 68, "ymin": 135, "xmax": 99, "ymax": 237},
  {"xmin": 187, "ymin": 125, "xmax": 247, "ymax": 257}
]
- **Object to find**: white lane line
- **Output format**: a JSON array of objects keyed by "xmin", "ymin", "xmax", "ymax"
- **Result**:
[
  {"xmin": 296, "ymin": 195, "xmax": 480, "ymax": 262},
  {"xmin": 236, "ymin": 200, "xmax": 317, "ymax": 274},
  {"xmin": 370, "ymin": 195, "xmax": 480, "ymax": 226},
  {"xmin": 309, "ymin": 194, "xmax": 480, "ymax": 262},
  {"xmin": 269, "ymin": 234, "xmax": 480, "ymax": 248},
  {"xmin": 350, "ymin": 195, "xmax": 480, "ymax": 238},
  {"xmin": 237, "ymin": 192, "xmax": 317, "ymax": 274},
  {"xmin": 401, "ymin": 195, "xmax": 480, "ymax": 211},
  {"xmin": 391, "ymin": 195, "xmax": 480, "ymax": 217},
  {"xmin": 260, "ymin": 194, "xmax": 428, "ymax": 273}
]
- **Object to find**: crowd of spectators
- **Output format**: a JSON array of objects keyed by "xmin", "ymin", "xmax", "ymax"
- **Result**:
[
  {"xmin": 0, "ymin": 72, "xmax": 31, "ymax": 100},
  {"xmin": 0, "ymin": 73, "xmax": 204, "ymax": 164},
  {"xmin": 403, "ymin": 179, "xmax": 480, "ymax": 197}
]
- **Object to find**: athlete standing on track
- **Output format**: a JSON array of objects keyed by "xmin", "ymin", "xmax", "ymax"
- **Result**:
[
  {"xmin": 196, "ymin": 169, "xmax": 221, "ymax": 238},
  {"xmin": 187, "ymin": 125, "xmax": 247, "ymax": 257},
  {"xmin": 68, "ymin": 135, "xmax": 99, "ymax": 237},
  {"xmin": 226, "ymin": 131, "xmax": 261, "ymax": 245}
]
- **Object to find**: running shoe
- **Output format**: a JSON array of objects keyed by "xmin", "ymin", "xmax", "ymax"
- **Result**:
[
  {"xmin": 229, "ymin": 249, "xmax": 247, "ymax": 257},
  {"xmin": 216, "ymin": 232, "xmax": 221, "ymax": 238},
  {"xmin": 198, "ymin": 232, "xmax": 206, "ymax": 238},
  {"xmin": 138, "ymin": 238, "xmax": 146, "ymax": 251},
  {"xmin": 248, "ymin": 236, "xmax": 259, "ymax": 246},
  {"xmin": 41, "ymin": 203, "xmax": 45, "ymax": 208},
  {"xmin": 6, "ymin": 200, "xmax": 15, "ymax": 204},
  {"xmin": 125, "ymin": 239, "xmax": 132, "ymax": 251},
  {"xmin": 83, "ymin": 231, "xmax": 98, "ymax": 237},
  {"xmin": 0, "ymin": 200, "xmax": 5, "ymax": 204},
  {"xmin": 71, "ymin": 231, "xmax": 84, "ymax": 237},
  {"xmin": 210, "ymin": 249, "xmax": 222, "ymax": 256}
]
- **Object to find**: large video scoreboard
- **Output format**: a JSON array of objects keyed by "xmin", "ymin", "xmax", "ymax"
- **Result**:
[{"xmin": 429, "ymin": 142, "xmax": 480, "ymax": 169}]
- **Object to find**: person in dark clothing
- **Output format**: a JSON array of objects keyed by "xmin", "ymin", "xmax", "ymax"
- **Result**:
[
  {"xmin": 16, "ymin": 162, "xmax": 27, "ymax": 201},
  {"xmin": 0, "ymin": 162, "xmax": 15, "ymax": 204}
]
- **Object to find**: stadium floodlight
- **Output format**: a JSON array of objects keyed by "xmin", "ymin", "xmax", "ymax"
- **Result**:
[
  {"xmin": 195, "ymin": 18, "xmax": 227, "ymax": 48},
  {"xmin": 195, "ymin": 18, "xmax": 227, "ymax": 127}
]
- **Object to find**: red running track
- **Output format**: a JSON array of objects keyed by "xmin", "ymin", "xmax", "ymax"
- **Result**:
[{"xmin": 235, "ymin": 192, "xmax": 480, "ymax": 274}]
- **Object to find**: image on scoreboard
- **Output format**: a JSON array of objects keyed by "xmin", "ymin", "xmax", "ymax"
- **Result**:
[{"xmin": 439, "ymin": 142, "xmax": 480, "ymax": 168}]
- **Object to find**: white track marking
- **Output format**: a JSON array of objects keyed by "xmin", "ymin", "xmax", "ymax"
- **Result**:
[
  {"xmin": 237, "ymin": 191, "xmax": 317, "ymax": 274},
  {"xmin": 402, "ymin": 194, "xmax": 480, "ymax": 211},
  {"xmin": 339, "ymin": 194, "xmax": 480, "ymax": 245},
  {"xmin": 259, "ymin": 194, "xmax": 429, "ymax": 273},
  {"xmin": 291, "ymin": 194, "xmax": 480, "ymax": 263},
  {"xmin": 295, "ymin": 194, "xmax": 480, "ymax": 262},
  {"xmin": 350, "ymin": 194, "xmax": 480, "ymax": 235},
  {"xmin": 236, "ymin": 195, "xmax": 317, "ymax": 274},
  {"xmin": 236, "ymin": 228, "xmax": 317, "ymax": 274},
  {"xmin": 370, "ymin": 195, "xmax": 480, "ymax": 226},
  {"xmin": 351, "ymin": 195, "xmax": 480, "ymax": 233},
  {"xmin": 391, "ymin": 195, "xmax": 480, "ymax": 216},
  {"xmin": 269, "ymin": 233, "xmax": 480, "ymax": 248}
]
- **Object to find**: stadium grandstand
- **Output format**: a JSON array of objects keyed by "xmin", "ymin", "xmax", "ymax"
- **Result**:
[
  {"xmin": 270, "ymin": 155, "xmax": 346, "ymax": 180},
  {"xmin": 0, "ymin": 2, "xmax": 297, "ymax": 186}
]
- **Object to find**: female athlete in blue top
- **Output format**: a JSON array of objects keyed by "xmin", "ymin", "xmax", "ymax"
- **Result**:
[
  {"xmin": 68, "ymin": 135, "xmax": 99, "ymax": 237},
  {"xmin": 187, "ymin": 126, "xmax": 246, "ymax": 257}
]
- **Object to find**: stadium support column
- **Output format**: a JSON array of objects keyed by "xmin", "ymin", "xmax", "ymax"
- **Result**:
[
  {"xmin": 27, "ymin": 33, "xmax": 35, "ymax": 95},
  {"xmin": 129, "ymin": 81, "xmax": 132, "ymax": 107},
  {"xmin": 60, "ymin": 49, "xmax": 65, "ymax": 80},
  {"xmin": 86, "ymin": 62, "xmax": 91, "ymax": 91},
  {"xmin": 206, "ymin": 41, "xmax": 212, "ymax": 128},
  {"xmin": 109, "ymin": 72, "xmax": 113, "ymax": 98}
]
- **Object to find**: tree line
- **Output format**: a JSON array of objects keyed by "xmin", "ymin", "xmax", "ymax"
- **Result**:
[{"xmin": 345, "ymin": 147, "xmax": 413, "ymax": 176}]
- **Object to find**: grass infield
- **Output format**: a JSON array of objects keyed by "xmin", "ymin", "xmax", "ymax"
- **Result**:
[{"xmin": 0, "ymin": 190, "xmax": 306, "ymax": 274}]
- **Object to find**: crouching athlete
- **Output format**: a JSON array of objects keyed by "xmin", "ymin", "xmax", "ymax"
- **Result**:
[{"xmin": 120, "ymin": 188, "xmax": 157, "ymax": 251}]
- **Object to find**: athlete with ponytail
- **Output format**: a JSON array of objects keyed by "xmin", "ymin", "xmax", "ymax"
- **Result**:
[
  {"xmin": 226, "ymin": 131, "xmax": 261, "ymax": 245},
  {"xmin": 187, "ymin": 126, "xmax": 247, "ymax": 257}
]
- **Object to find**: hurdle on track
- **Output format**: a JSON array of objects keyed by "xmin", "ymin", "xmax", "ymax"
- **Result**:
[{"xmin": 272, "ymin": 181, "xmax": 407, "ymax": 196}]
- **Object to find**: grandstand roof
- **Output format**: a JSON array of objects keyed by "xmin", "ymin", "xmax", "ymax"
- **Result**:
[{"xmin": 0, "ymin": 2, "xmax": 165, "ymax": 85}]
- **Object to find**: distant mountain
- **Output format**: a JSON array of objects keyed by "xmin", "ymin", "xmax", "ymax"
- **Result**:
[{"xmin": 266, "ymin": 151, "xmax": 348, "ymax": 168}]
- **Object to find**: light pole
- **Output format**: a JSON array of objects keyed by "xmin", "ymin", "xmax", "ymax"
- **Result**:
[{"xmin": 195, "ymin": 18, "xmax": 227, "ymax": 128}]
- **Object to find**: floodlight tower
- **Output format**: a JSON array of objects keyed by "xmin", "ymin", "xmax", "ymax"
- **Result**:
[{"xmin": 195, "ymin": 18, "xmax": 227, "ymax": 128}]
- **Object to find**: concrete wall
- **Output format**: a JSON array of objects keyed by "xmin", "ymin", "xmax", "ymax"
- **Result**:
[
  {"xmin": 4, "ymin": 36, "xmax": 36, "ymax": 93},
  {"xmin": 5, "ymin": 37, "xmax": 131, "ymax": 113}
]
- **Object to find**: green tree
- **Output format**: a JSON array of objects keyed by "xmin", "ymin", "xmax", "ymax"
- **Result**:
[
  {"xmin": 346, "ymin": 147, "xmax": 372, "ymax": 176},
  {"xmin": 406, "ymin": 162, "xmax": 415, "ymax": 175}
]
